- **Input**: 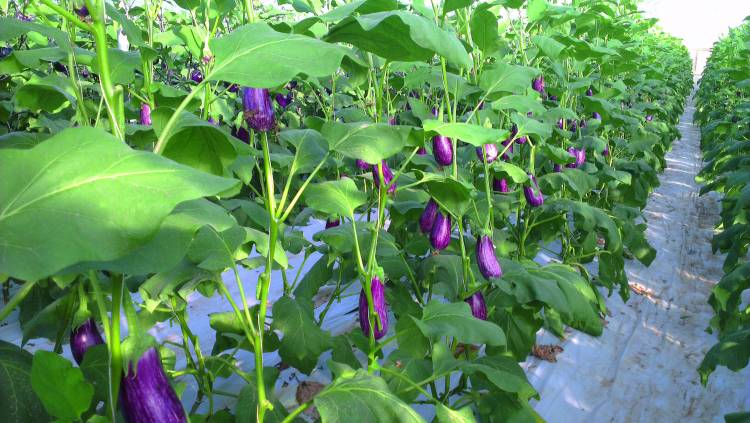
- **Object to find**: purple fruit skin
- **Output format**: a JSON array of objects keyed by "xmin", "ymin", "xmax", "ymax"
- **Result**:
[
  {"xmin": 190, "ymin": 69, "xmax": 203, "ymax": 83},
  {"xmin": 465, "ymin": 292, "xmax": 488, "ymax": 320},
  {"xmin": 566, "ymin": 148, "xmax": 586, "ymax": 168},
  {"xmin": 603, "ymin": 145, "xmax": 610, "ymax": 157},
  {"xmin": 388, "ymin": 116, "xmax": 397, "ymax": 125},
  {"xmin": 120, "ymin": 348, "xmax": 188, "ymax": 423},
  {"xmin": 417, "ymin": 147, "xmax": 427, "ymax": 155},
  {"xmin": 549, "ymin": 95, "xmax": 559, "ymax": 101},
  {"xmin": 569, "ymin": 120, "xmax": 577, "ymax": 132},
  {"xmin": 140, "ymin": 103, "xmax": 152, "ymax": 126},
  {"xmin": 532, "ymin": 76, "xmax": 545, "ymax": 93},
  {"xmin": 433, "ymin": 135, "xmax": 453, "ymax": 166},
  {"xmin": 493, "ymin": 178, "xmax": 509, "ymax": 193},
  {"xmin": 557, "ymin": 119, "xmax": 564, "ymax": 130},
  {"xmin": 580, "ymin": 119, "xmax": 587, "ymax": 128},
  {"xmin": 75, "ymin": 5, "xmax": 89, "ymax": 17},
  {"xmin": 356, "ymin": 159, "xmax": 370, "ymax": 170},
  {"xmin": 586, "ymin": 87, "xmax": 593, "ymax": 96},
  {"xmin": 359, "ymin": 277, "xmax": 389, "ymax": 340},
  {"xmin": 70, "ymin": 319, "xmax": 104, "ymax": 364},
  {"xmin": 645, "ymin": 114, "xmax": 653, "ymax": 122},
  {"xmin": 593, "ymin": 112, "xmax": 602, "ymax": 120},
  {"xmin": 232, "ymin": 126, "xmax": 250, "ymax": 143},
  {"xmin": 430, "ymin": 212, "xmax": 451, "ymax": 250},
  {"xmin": 420, "ymin": 199, "xmax": 439, "ymax": 233},
  {"xmin": 476, "ymin": 235, "xmax": 502, "ymax": 279},
  {"xmin": 476, "ymin": 143, "xmax": 499, "ymax": 163},
  {"xmin": 372, "ymin": 160, "xmax": 396, "ymax": 193},
  {"xmin": 553, "ymin": 164, "xmax": 562, "ymax": 173},
  {"xmin": 325, "ymin": 218, "xmax": 340, "ymax": 229},
  {"xmin": 275, "ymin": 93, "xmax": 291, "ymax": 108},
  {"xmin": 524, "ymin": 174, "xmax": 544, "ymax": 207},
  {"xmin": 242, "ymin": 87, "xmax": 275, "ymax": 132},
  {"xmin": 228, "ymin": 83, "xmax": 239, "ymax": 93}
]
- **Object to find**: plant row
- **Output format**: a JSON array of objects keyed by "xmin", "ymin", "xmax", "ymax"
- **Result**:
[{"xmin": 0, "ymin": 0, "xmax": 691, "ymax": 422}]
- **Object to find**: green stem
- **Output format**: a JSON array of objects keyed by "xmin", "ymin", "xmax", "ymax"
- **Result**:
[
  {"xmin": 154, "ymin": 81, "xmax": 207, "ymax": 153},
  {"xmin": 108, "ymin": 275, "xmax": 124, "ymax": 421},
  {"xmin": 0, "ymin": 280, "xmax": 38, "ymax": 322},
  {"xmin": 282, "ymin": 401, "xmax": 312, "ymax": 423}
]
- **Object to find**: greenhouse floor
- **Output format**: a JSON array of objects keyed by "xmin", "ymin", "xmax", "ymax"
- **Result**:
[{"xmin": 525, "ymin": 95, "xmax": 750, "ymax": 422}]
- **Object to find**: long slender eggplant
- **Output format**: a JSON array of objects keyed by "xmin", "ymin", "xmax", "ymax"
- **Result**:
[
  {"xmin": 120, "ymin": 348, "xmax": 188, "ymax": 423},
  {"xmin": 359, "ymin": 277, "xmax": 389, "ymax": 340}
]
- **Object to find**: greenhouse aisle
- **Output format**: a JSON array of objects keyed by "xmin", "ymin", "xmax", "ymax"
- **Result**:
[{"xmin": 524, "ymin": 95, "xmax": 750, "ymax": 422}]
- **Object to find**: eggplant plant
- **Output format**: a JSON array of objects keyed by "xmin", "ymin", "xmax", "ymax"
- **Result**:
[
  {"xmin": 694, "ymin": 19, "xmax": 750, "ymax": 423},
  {"xmin": 0, "ymin": 0, "xmax": 691, "ymax": 422}
]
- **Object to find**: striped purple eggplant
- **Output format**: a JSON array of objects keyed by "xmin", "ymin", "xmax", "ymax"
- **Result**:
[
  {"xmin": 586, "ymin": 87, "xmax": 594, "ymax": 96},
  {"xmin": 549, "ymin": 95, "xmax": 558, "ymax": 101},
  {"xmin": 476, "ymin": 143, "xmax": 499, "ymax": 163},
  {"xmin": 372, "ymin": 160, "xmax": 396, "ymax": 193},
  {"xmin": 120, "ymin": 348, "xmax": 188, "ymax": 423},
  {"xmin": 140, "ymin": 103, "xmax": 151, "ymax": 126},
  {"xmin": 553, "ymin": 163, "xmax": 562, "ymax": 172},
  {"xmin": 433, "ymin": 135, "xmax": 453, "ymax": 166},
  {"xmin": 493, "ymin": 177, "xmax": 509, "ymax": 193},
  {"xmin": 242, "ymin": 87, "xmax": 275, "ymax": 132},
  {"xmin": 417, "ymin": 147, "xmax": 427, "ymax": 155},
  {"xmin": 565, "ymin": 147, "xmax": 586, "ymax": 168},
  {"xmin": 476, "ymin": 235, "xmax": 502, "ymax": 279},
  {"xmin": 569, "ymin": 120, "xmax": 578, "ymax": 132},
  {"xmin": 190, "ymin": 69, "xmax": 203, "ymax": 83},
  {"xmin": 231, "ymin": 126, "xmax": 250, "ymax": 143},
  {"xmin": 420, "ymin": 199, "xmax": 439, "ymax": 233},
  {"xmin": 580, "ymin": 119, "xmax": 587, "ymax": 129},
  {"xmin": 356, "ymin": 159, "xmax": 370, "ymax": 170},
  {"xmin": 557, "ymin": 119, "xmax": 564, "ymax": 130},
  {"xmin": 603, "ymin": 144, "xmax": 610, "ymax": 157},
  {"xmin": 75, "ymin": 5, "xmax": 89, "ymax": 17},
  {"xmin": 228, "ymin": 83, "xmax": 239, "ymax": 93},
  {"xmin": 645, "ymin": 114, "xmax": 653, "ymax": 122},
  {"xmin": 70, "ymin": 319, "xmax": 104, "ymax": 364},
  {"xmin": 430, "ymin": 212, "xmax": 451, "ymax": 250},
  {"xmin": 523, "ymin": 174, "xmax": 544, "ymax": 207},
  {"xmin": 532, "ymin": 75, "xmax": 545, "ymax": 93},
  {"xmin": 465, "ymin": 292, "xmax": 488, "ymax": 320},
  {"xmin": 325, "ymin": 218, "xmax": 340, "ymax": 229},
  {"xmin": 359, "ymin": 277, "xmax": 389, "ymax": 340},
  {"xmin": 510, "ymin": 124, "xmax": 527, "ymax": 144},
  {"xmin": 592, "ymin": 112, "xmax": 602, "ymax": 120}
]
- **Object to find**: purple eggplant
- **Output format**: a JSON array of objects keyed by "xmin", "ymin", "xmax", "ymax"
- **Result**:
[
  {"xmin": 603, "ymin": 144, "xmax": 610, "ymax": 157},
  {"xmin": 227, "ymin": 83, "xmax": 239, "ymax": 93},
  {"xmin": 579, "ymin": 119, "xmax": 587, "ymax": 129},
  {"xmin": 523, "ymin": 174, "xmax": 544, "ymax": 207},
  {"xmin": 420, "ymin": 199, "xmax": 439, "ymax": 233},
  {"xmin": 432, "ymin": 135, "xmax": 453, "ymax": 166},
  {"xmin": 388, "ymin": 116, "xmax": 397, "ymax": 125},
  {"xmin": 140, "ymin": 103, "xmax": 152, "ymax": 126},
  {"xmin": 592, "ymin": 112, "xmax": 602, "ymax": 121},
  {"xmin": 53, "ymin": 62, "xmax": 69, "ymax": 76},
  {"xmin": 242, "ymin": 87, "xmax": 275, "ymax": 132},
  {"xmin": 586, "ymin": 87, "xmax": 593, "ymax": 96},
  {"xmin": 430, "ymin": 212, "xmax": 451, "ymax": 250},
  {"xmin": 476, "ymin": 235, "xmax": 502, "ymax": 279},
  {"xmin": 325, "ymin": 218, "xmax": 340, "ymax": 229},
  {"xmin": 75, "ymin": 5, "xmax": 89, "ymax": 17},
  {"xmin": 359, "ymin": 277, "xmax": 389, "ymax": 340},
  {"xmin": 70, "ymin": 319, "xmax": 104, "ymax": 365},
  {"xmin": 120, "ymin": 348, "xmax": 188, "ymax": 423},
  {"xmin": 465, "ymin": 292, "xmax": 488, "ymax": 320},
  {"xmin": 553, "ymin": 163, "xmax": 562, "ymax": 172},
  {"xmin": 476, "ymin": 143, "xmax": 499, "ymax": 163},
  {"xmin": 645, "ymin": 114, "xmax": 653, "ymax": 122},
  {"xmin": 417, "ymin": 147, "xmax": 427, "ymax": 155},
  {"xmin": 190, "ymin": 69, "xmax": 203, "ymax": 83},
  {"xmin": 356, "ymin": 159, "xmax": 371, "ymax": 171},
  {"xmin": 275, "ymin": 93, "xmax": 291, "ymax": 108},
  {"xmin": 372, "ymin": 160, "xmax": 396, "ymax": 194},
  {"xmin": 510, "ymin": 124, "xmax": 527, "ymax": 144},
  {"xmin": 549, "ymin": 95, "xmax": 558, "ymax": 101},
  {"xmin": 532, "ymin": 75, "xmax": 545, "ymax": 93},
  {"xmin": 501, "ymin": 139, "xmax": 513, "ymax": 160},
  {"xmin": 557, "ymin": 119, "xmax": 564, "ymax": 130},
  {"xmin": 566, "ymin": 147, "xmax": 586, "ymax": 168},
  {"xmin": 232, "ymin": 126, "xmax": 250, "ymax": 143},
  {"xmin": 493, "ymin": 177, "xmax": 509, "ymax": 193}
]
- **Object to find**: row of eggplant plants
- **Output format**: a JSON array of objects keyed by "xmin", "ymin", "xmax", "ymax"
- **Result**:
[
  {"xmin": 0, "ymin": 0, "xmax": 691, "ymax": 422},
  {"xmin": 694, "ymin": 17, "xmax": 750, "ymax": 423}
]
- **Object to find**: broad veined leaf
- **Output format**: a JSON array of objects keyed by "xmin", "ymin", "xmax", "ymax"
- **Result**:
[
  {"xmin": 271, "ymin": 296, "xmax": 332, "ymax": 374},
  {"xmin": 699, "ymin": 327, "xmax": 750, "ymax": 385},
  {"xmin": 413, "ymin": 301, "xmax": 506, "ymax": 346},
  {"xmin": 31, "ymin": 351, "xmax": 93, "ymax": 421},
  {"xmin": 278, "ymin": 129, "xmax": 328, "ymax": 175},
  {"xmin": 0, "ymin": 341, "xmax": 50, "ymax": 423},
  {"xmin": 422, "ymin": 120, "xmax": 509, "ymax": 147},
  {"xmin": 510, "ymin": 113, "xmax": 553, "ymax": 140},
  {"xmin": 425, "ymin": 177, "xmax": 474, "ymax": 218},
  {"xmin": 188, "ymin": 225, "xmax": 246, "ymax": 271},
  {"xmin": 0, "ymin": 16, "xmax": 71, "ymax": 52},
  {"xmin": 208, "ymin": 22, "xmax": 363, "ymax": 87},
  {"xmin": 491, "ymin": 95, "xmax": 546, "ymax": 116},
  {"xmin": 532, "ymin": 34, "xmax": 566, "ymax": 59},
  {"xmin": 0, "ymin": 127, "xmax": 238, "ymax": 281},
  {"xmin": 13, "ymin": 74, "xmax": 76, "ymax": 113},
  {"xmin": 152, "ymin": 108, "xmax": 238, "ymax": 176},
  {"xmin": 493, "ymin": 161, "xmax": 529, "ymax": 183},
  {"xmin": 322, "ymin": 121, "xmax": 411, "ymax": 164},
  {"xmin": 479, "ymin": 62, "xmax": 539, "ymax": 98},
  {"xmin": 325, "ymin": 11, "xmax": 472, "ymax": 69},
  {"xmin": 304, "ymin": 178, "xmax": 368, "ymax": 218},
  {"xmin": 314, "ymin": 366, "xmax": 426, "ymax": 422},
  {"xmin": 463, "ymin": 355, "xmax": 537, "ymax": 400},
  {"xmin": 436, "ymin": 404, "xmax": 477, "ymax": 423},
  {"xmin": 470, "ymin": 4, "xmax": 499, "ymax": 53}
]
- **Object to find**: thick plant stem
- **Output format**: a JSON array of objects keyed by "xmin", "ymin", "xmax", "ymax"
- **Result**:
[
  {"xmin": 108, "ymin": 275, "xmax": 124, "ymax": 421},
  {"xmin": 90, "ymin": 2, "xmax": 124, "ymax": 140},
  {"xmin": 255, "ymin": 131, "xmax": 277, "ymax": 420}
]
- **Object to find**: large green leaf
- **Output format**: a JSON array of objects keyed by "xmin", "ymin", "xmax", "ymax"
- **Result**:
[
  {"xmin": 271, "ymin": 297, "xmax": 332, "ymax": 374},
  {"xmin": 0, "ymin": 127, "xmax": 238, "ymax": 281},
  {"xmin": 470, "ymin": 4, "xmax": 499, "ymax": 53},
  {"xmin": 322, "ymin": 121, "xmax": 410, "ymax": 164},
  {"xmin": 208, "ymin": 22, "xmax": 362, "ymax": 87},
  {"xmin": 153, "ymin": 108, "xmax": 238, "ymax": 176},
  {"xmin": 13, "ymin": 74, "xmax": 76, "ymax": 113},
  {"xmin": 0, "ymin": 341, "xmax": 50, "ymax": 423},
  {"xmin": 699, "ymin": 327, "xmax": 750, "ymax": 385},
  {"xmin": 479, "ymin": 62, "xmax": 539, "ymax": 98},
  {"xmin": 325, "ymin": 11, "xmax": 471, "ymax": 69},
  {"xmin": 314, "ymin": 366, "xmax": 425, "ymax": 422},
  {"xmin": 491, "ymin": 94, "xmax": 546, "ymax": 116},
  {"xmin": 31, "ymin": 351, "xmax": 93, "ymax": 421},
  {"xmin": 304, "ymin": 178, "xmax": 368, "ymax": 218},
  {"xmin": 413, "ymin": 301, "xmax": 506, "ymax": 346},
  {"xmin": 422, "ymin": 120, "xmax": 508, "ymax": 147},
  {"xmin": 278, "ymin": 129, "xmax": 328, "ymax": 175}
]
